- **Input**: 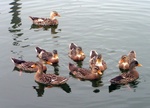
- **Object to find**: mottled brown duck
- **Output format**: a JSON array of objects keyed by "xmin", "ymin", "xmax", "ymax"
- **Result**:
[
  {"xmin": 35, "ymin": 47, "xmax": 59, "ymax": 65},
  {"xmin": 110, "ymin": 60, "xmax": 142, "ymax": 85},
  {"xmin": 89, "ymin": 50, "xmax": 107, "ymax": 72},
  {"xmin": 29, "ymin": 11, "xmax": 60, "ymax": 26},
  {"xmin": 68, "ymin": 43, "xmax": 86, "ymax": 62},
  {"xmin": 68, "ymin": 63, "xmax": 102, "ymax": 80},
  {"xmin": 118, "ymin": 50, "xmax": 136, "ymax": 71},
  {"xmin": 11, "ymin": 58, "xmax": 47, "ymax": 73},
  {"xmin": 31, "ymin": 62, "xmax": 68, "ymax": 86}
]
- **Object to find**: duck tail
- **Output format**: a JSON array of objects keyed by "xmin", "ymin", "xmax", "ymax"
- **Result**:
[
  {"xmin": 69, "ymin": 43, "xmax": 77, "ymax": 50},
  {"xmin": 110, "ymin": 75, "xmax": 123, "ymax": 84},
  {"xmin": 29, "ymin": 16, "xmax": 40, "ymax": 21},
  {"xmin": 35, "ymin": 47, "xmax": 42, "ymax": 54},
  {"xmin": 29, "ymin": 16, "xmax": 34, "ymax": 20},
  {"xmin": 29, "ymin": 16, "xmax": 38, "ymax": 21},
  {"xmin": 90, "ymin": 50, "xmax": 98, "ymax": 58},
  {"xmin": 68, "ymin": 63, "xmax": 76, "ymax": 71},
  {"xmin": 11, "ymin": 58, "xmax": 25, "ymax": 64}
]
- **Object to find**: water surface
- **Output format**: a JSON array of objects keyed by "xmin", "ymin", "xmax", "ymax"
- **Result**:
[{"xmin": 0, "ymin": 0, "xmax": 150, "ymax": 108}]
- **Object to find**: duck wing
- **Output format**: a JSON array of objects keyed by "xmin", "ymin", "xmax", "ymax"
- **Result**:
[
  {"xmin": 69, "ymin": 43, "xmax": 77, "ymax": 50},
  {"xmin": 11, "ymin": 58, "xmax": 26, "ymax": 64},
  {"xmin": 39, "ymin": 74, "xmax": 68, "ymax": 85},
  {"xmin": 110, "ymin": 72, "xmax": 136, "ymax": 84},
  {"xmin": 29, "ymin": 16, "xmax": 46, "ymax": 22}
]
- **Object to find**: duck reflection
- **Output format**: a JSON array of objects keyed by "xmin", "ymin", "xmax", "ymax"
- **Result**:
[
  {"xmin": 75, "ymin": 61, "xmax": 83, "ymax": 68},
  {"xmin": 108, "ymin": 80, "xmax": 140, "ymax": 93},
  {"xmin": 33, "ymin": 81, "xmax": 71, "ymax": 97},
  {"xmin": 91, "ymin": 79, "xmax": 103, "ymax": 93},
  {"xmin": 52, "ymin": 63, "xmax": 60, "ymax": 75},
  {"xmin": 30, "ymin": 24, "xmax": 59, "ymax": 34},
  {"xmin": 91, "ymin": 79, "xmax": 103, "ymax": 87},
  {"xmin": 9, "ymin": 0, "xmax": 23, "ymax": 46}
]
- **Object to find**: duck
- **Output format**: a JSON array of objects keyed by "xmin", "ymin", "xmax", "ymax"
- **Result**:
[
  {"xmin": 68, "ymin": 43, "xmax": 86, "ymax": 61},
  {"xmin": 29, "ymin": 11, "xmax": 60, "ymax": 26},
  {"xmin": 128, "ymin": 50, "xmax": 136, "ymax": 64},
  {"xmin": 110, "ymin": 60, "xmax": 142, "ymax": 85},
  {"xmin": 11, "ymin": 58, "xmax": 48, "ymax": 73},
  {"xmin": 68, "ymin": 63, "xmax": 102, "ymax": 80},
  {"xmin": 118, "ymin": 55, "xmax": 129, "ymax": 71},
  {"xmin": 31, "ymin": 62, "xmax": 69, "ymax": 86},
  {"xmin": 89, "ymin": 50, "xmax": 107, "ymax": 72},
  {"xmin": 118, "ymin": 50, "xmax": 136, "ymax": 71},
  {"xmin": 35, "ymin": 47, "xmax": 59, "ymax": 65}
]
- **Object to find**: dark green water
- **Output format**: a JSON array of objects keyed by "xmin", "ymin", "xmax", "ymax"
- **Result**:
[{"xmin": 0, "ymin": 0, "xmax": 150, "ymax": 108}]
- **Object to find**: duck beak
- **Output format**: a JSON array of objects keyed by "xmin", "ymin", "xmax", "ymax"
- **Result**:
[
  {"xmin": 119, "ymin": 59, "xmax": 123, "ymax": 63},
  {"xmin": 57, "ymin": 14, "xmax": 60, "ymax": 17},
  {"xmin": 138, "ymin": 63, "xmax": 142, "ymax": 67},
  {"xmin": 31, "ymin": 64, "xmax": 36, "ymax": 68},
  {"xmin": 46, "ymin": 61, "xmax": 52, "ymax": 65},
  {"xmin": 82, "ymin": 52, "xmax": 85, "ymax": 55},
  {"xmin": 98, "ymin": 70, "xmax": 102, "ymax": 75}
]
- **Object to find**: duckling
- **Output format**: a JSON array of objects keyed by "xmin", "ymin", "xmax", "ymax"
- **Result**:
[
  {"xmin": 89, "ymin": 50, "xmax": 107, "ymax": 72},
  {"xmin": 68, "ymin": 43, "xmax": 86, "ymax": 61},
  {"xmin": 68, "ymin": 63, "xmax": 102, "ymax": 80},
  {"xmin": 128, "ymin": 50, "xmax": 136, "ymax": 64},
  {"xmin": 118, "ymin": 50, "xmax": 136, "ymax": 71},
  {"xmin": 35, "ymin": 47, "xmax": 59, "ymax": 65},
  {"xmin": 110, "ymin": 60, "xmax": 142, "ymax": 85},
  {"xmin": 29, "ymin": 11, "xmax": 60, "ymax": 26},
  {"xmin": 31, "ymin": 62, "xmax": 68, "ymax": 86},
  {"xmin": 118, "ymin": 55, "xmax": 129, "ymax": 71},
  {"xmin": 11, "ymin": 58, "xmax": 48, "ymax": 73}
]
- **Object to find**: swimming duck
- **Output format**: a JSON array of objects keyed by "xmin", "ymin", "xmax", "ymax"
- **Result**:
[
  {"xmin": 128, "ymin": 50, "xmax": 136, "ymax": 64},
  {"xmin": 68, "ymin": 43, "xmax": 86, "ymax": 61},
  {"xmin": 35, "ymin": 47, "xmax": 59, "ymax": 65},
  {"xmin": 11, "ymin": 58, "xmax": 47, "ymax": 73},
  {"xmin": 68, "ymin": 63, "xmax": 102, "ymax": 80},
  {"xmin": 29, "ymin": 11, "xmax": 60, "ymax": 26},
  {"xmin": 89, "ymin": 50, "xmax": 107, "ymax": 72},
  {"xmin": 118, "ymin": 55, "xmax": 129, "ymax": 71},
  {"xmin": 118, "ymin": 50, "xmax": 136, "ymax": 71},
  {"xmin": 110, "ymin": 60, "xmax": 142, "ymax": 85},
  {"xmin": 31, "ymin": 62, "xmax": 69, "ymax": 86}
]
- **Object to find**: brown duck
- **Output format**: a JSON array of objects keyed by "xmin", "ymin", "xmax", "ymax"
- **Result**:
[
  {"xmin": 29, "ymin": 11, "xmax": 60, "ymax": 26},
  {"xmin": 11, "ymin": 58, "xmax": 47, "ymax": 73},
  {"xmin": 68, "ymin": 43, "xmax": 86, "ymax": 61},
  {"xmin": 68, "ymin": 63, "xmax": 102, "ymax": 80},
  {"xmin": 110, "ymin": 60, "xmax": 142, "ymax": 85},
  {"xmin": 118, "ymin": 55, "xmax": 129, "ymax": 71},
  {"xmin": 31, "ymin": 62, "xmax": 69, "ymax": 86},
  {"xmin": 118, "ymin": 50, "xmax": 136, "ymax": 71},
  {"xmin": 89, "ymin": 50, "xmax": 107, "ymax": 72},
  {"xmin": 35, "ymin": 47, "xmax": 59, "ymax": 65}
]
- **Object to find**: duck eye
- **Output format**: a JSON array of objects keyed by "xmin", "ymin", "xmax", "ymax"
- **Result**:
[
  {"xmin": 135, "ymin": 61, "xmax": 138, "ymax": 65},
  {"xmin": 43, "ymin": 58, "xmax": 47, "ymax": 61},
  {"xmin": 94, "ymin": 66, "xmax": 99, "ymax": 70}
]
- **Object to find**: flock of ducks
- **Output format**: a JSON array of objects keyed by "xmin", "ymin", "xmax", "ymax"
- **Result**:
[
  {"xmin": 11, "ymin": 43, "xmax": 142, "ymax": 86},
  {"xmin": 11, "ymin": 11, "xmax": 142, "ymax": 89}
]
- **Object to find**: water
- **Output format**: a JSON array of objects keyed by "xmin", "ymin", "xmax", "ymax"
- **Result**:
[{"xmin": 0, "ymin": 0, "xmax": 150, "ymax": 108}]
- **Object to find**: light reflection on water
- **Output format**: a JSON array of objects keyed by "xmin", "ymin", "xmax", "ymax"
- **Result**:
[
  {"xmin": 8, "ymin": 0, "xmax": 23, "ymax": 46},
  {"xmin": 0, "ymin": 0, "xmax": 150, "ymax": 108}
]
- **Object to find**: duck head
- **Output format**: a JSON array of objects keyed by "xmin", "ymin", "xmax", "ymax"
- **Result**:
[
  {"xmin": 92, "ymin": 66, "xmax": 102, "ymax": 75},
  {"xmin": 50, "ymin": 11, "xmax": 60, "ymax": 20},
  {"xmin": 76, "ymin": 47, "xmax": 85, "ymax": 58},
  {"xmin": 119, "ymin": 55, "xmax": 128, "ymax": 64},
  {"xmin": 95, "ymin": 54, "xmax": 103, "ymax": 66}
]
